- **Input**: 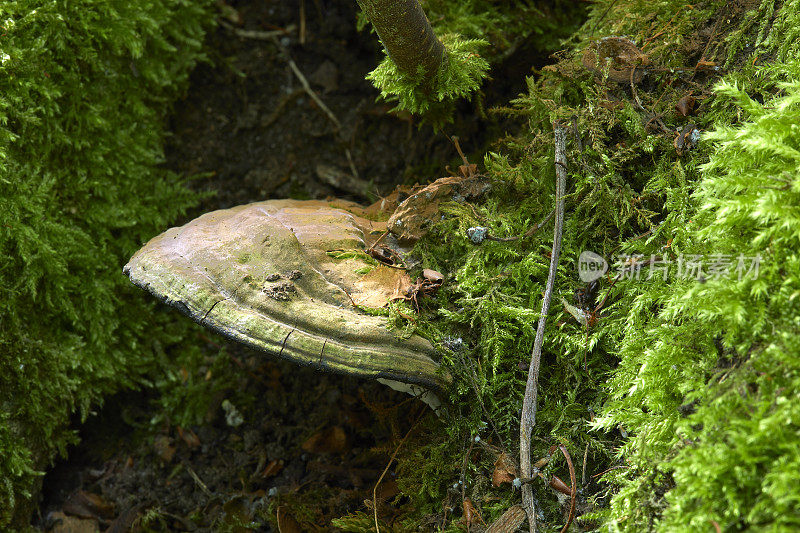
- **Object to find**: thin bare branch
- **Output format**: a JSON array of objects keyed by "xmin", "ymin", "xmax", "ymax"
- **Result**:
[{"xmin": 519, "ymin": 123, "xmax": 568, "ymax": 531}]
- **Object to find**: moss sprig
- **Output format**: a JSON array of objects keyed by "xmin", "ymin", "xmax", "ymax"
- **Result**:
[{"xmin": 366, "ymin": 34, "xmax": 489, "ymax": 129}]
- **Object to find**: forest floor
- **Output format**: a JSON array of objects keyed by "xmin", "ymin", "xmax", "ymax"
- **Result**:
[{"xmin": 35, "ymin": 1, "xmax": 536, "ymax": 531}]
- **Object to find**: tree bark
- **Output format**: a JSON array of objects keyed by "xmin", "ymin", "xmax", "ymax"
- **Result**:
[{"xmin": 357, "ymin": 0, "xmax": 445, "ymax": 83}]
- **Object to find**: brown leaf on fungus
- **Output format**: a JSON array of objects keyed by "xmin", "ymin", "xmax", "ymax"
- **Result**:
[
  {"xmin": 352, "ymin": 265, "xmax": 413, "ymax": 308},
  {"xmin": 492, "ymin": 452, "xmax": 518, "ymax": 487},
  {"xmin": 582, "ymin": 37, "xmax": 649, "ymax": 83},
  {"xmin": 388, "ymin": 174, "xmax": 490, "ymax": 243}
]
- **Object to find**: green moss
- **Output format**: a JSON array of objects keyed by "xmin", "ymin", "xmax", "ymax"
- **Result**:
[
  {"xmin": 0, "ymin": 0, "xmax": 215, "ymax": 526},
  {"xmin": 366, "ymin": 34, "xmax": 489, "ymax": 129},
  {"xmin": 597, "ymin": 65, "xmax": 800, "ymax": 532},
  {"xmin": 361, "ymin": 1, "xmax": 800, "ymax": 530},
  {"xmin": 359, "ymin": 0, "xmax": 585, "ymax": 129}
]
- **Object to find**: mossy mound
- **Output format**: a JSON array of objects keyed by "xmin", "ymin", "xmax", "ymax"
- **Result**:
[
  {"xmin": 341, "ymin": 0, "xmax": 800, "ymax": 530},
  {"xmin": 0, "ymin": 0, "xmax": 215, "ymax": 526}
]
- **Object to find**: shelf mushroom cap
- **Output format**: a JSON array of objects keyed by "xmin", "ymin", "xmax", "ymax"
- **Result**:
[{"xmin": 124, "ymin": 199, "xmax": 448, "ymax": 391}]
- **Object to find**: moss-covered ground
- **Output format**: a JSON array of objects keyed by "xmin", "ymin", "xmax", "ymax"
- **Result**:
[{"xmin": 3, "ymin": 0, "xmax": 800, "ymax": 530}]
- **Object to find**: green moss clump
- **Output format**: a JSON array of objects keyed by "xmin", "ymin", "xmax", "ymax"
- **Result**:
[
  {"xmin": 356, "ymin": 1, "xmax": 800, "ymax": 530},
  {"xmin": 597, "ymin": 64, "xmax": 800, "ymax": 532},
  {"xmin": 366, "ymin": 34, "xmax": 489, "ymax": 129},
  {"xmin": 360, "ymin": 0, "xmax": 586, "ymax": 129},
  {"xmin": 0, "ymin": 0, "xmax": 215, "ymax": 526}
]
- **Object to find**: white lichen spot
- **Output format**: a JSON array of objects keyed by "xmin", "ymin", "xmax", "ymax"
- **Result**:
[{"xmin": 222, "ymin": 399, "xmax": 244, "ymax": 427}]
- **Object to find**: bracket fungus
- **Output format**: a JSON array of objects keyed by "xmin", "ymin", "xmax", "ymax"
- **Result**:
[{"xmin": 124, "ymin": 199, "xmax": 448, "ymax": 406}]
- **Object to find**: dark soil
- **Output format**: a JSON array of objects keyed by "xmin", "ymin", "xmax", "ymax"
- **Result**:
[
  {"xmin": 167, "ymin": 0, "xmax": 474, "ymax": 212},
  {"xmin": 36, "ymin": 0, "xmax": 536, "ymax": 530}
]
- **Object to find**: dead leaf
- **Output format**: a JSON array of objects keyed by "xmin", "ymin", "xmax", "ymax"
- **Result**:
[
  {"xmin": 695, "ymin": 59, "xmax": 716, "ymax": 70},
  {"xmin": 549, "ymin": 475, "xmax": 573, "ymax": 496},
  {"xmin": 492, "ymin": 452, "xmax": 518, "ymax": 487},
  {"xmin": 388, "ymin": 174, "xmax": 490, "ymax": 243},
  {"xmin": 222, "ymin": 495, "xmax": 256, "ymax": 531},
  {"xmin": 363, "ymin": 185, "xmax": 416, "ymax": 218},
  {"xmin": 675, "ymin": 94, "xmax": 697, "ymax": 117},
  {"xmin": 260, "ymin": 459, "xmax": 284, "ymax": 478},
  {"xmin": 153, "ymin": 434, "xmax": 176, "ymax": 463},
  {"xmin": 62, "ymin": 490, "xmax": 115, "ymax": 520},
  {"xmin": 301, "ymin": 426, "xmax": 348, "ymax": 454},
  {"xmin": 276, "ymin": 506, "xmax": 302, "ymax": 533},
  {"xmin": 461, "ymin": 497, "xmax": 485, "ymax": 529},
  {"xmin": 376, "ymin": 479, "xmax": 400, "ymax": 503},
  {"xmin": 352, "ymin": 266, "xmax": 413, "ymax": 308},
  {"xmin": 422, "ymin": 268, "xmax": 444, "ymax": 285},
  {"xmin": 177, "ymin": 426, "xmax": 200, "ymax": 449},
  {"xmin": 105, "ymin": 504, "xmax": 145, "ymax": 533},
  {"xmin": 582, "ymin": 37, "xmax": 649, "ymax": 83}
]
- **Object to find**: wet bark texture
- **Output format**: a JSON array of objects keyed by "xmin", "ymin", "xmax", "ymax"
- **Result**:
[{"xmin": 357, "ymin": 0, "xmax": 445, "ymax": 82}]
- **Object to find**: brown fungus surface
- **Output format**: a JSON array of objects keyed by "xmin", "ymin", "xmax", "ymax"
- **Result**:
[{"xmin": 124, "ymin": 199, "xmax": 447, "ymax": 390}]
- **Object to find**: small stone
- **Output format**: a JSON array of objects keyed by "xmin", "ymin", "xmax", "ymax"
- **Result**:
[
  {"xmin": 287, "ymin": 270, "xmax": 302, "ymax": 280},
  {"xmin": 222, "ymin": 399, "xmax": 244, "ymax": 427},
  {"xmin": 467, "ymin": 226, "xmax": 488, "ymax": 244},
  {"xmin": 308, "ymin": 60, "xmax": 339, "ymax": 94},
  {"xmin": 266, "ymin": 273, "xmax": 282, "ymax": 282}
]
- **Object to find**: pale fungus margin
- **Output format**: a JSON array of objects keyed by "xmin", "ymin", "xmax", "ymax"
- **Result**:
[{"xmin": 124, "ymin": 199, "xmax": 448, "ymax": 408}]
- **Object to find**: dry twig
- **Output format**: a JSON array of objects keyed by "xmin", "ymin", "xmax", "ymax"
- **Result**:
[
  {"xmin": 519, "ymin": 124, "xmax": 568, "ymax": 531},
  {"xmin": 554, "ymin": 444, "xmax": 577, "ymax": 533},
  {"xmin": 219, "ymin": 18, "xmax": 295, "ymax": 40},
  {"xmin": 270, "ymin": 37, "xmax": 342, "ymax": 131},
  {"xmin": 184, "ymin": 462, "xmax": 212, "ymax": 498},
  {"xmin": 373, "ymin": 407, "xmax": 425, "ymax": 532}
]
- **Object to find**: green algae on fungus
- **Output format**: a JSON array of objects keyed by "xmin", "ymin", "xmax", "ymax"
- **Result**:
[{"xmin": 125, "ymin": 199, "xmax": 448, "ymax": 391}]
